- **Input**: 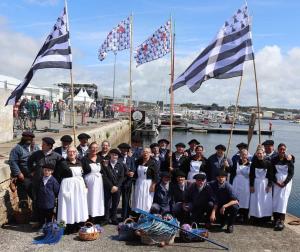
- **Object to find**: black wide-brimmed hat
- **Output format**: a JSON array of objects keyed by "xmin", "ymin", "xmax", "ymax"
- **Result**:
[
  {"xmin": 174, "ymin": 170, "xmax": 186, "ymax": 178},
  {"xmin": 60, "ymin": 135, "xmax": 73, "ymax": 143},
  {"xmin": 188, "ymin": 139, "xmax": 200, "ymax": 145},
  {"xmin": 236, "ymin": 142, "xmax": 248, "ymax": 149},
  {"xmin": 215, "ymin": 144, "xmax": 226, "ymax": 151},
  {"xmin": 160, "ymin": 171, "xmax": 171, "ymax": 178},
  {"xmin": 42, "ymin": 137, "xmax": 55, "ymax": 146},
  {"xmin": 262, "ymin": 140, "xmax": 274, "ymax": 146},
  {"xmin": 193, "ymin": 172, "xmax": 207, "ymax": 180},
  {"xmin": 150, "ymin": 143, "xmax": 159, "ymax": 149},
  {"xmin": 42, "ymin": 163, "xmax": 55, "ymax": 170},
  {"xmin": 77, "ymin": 133, "xmax": 91, "ymax": 140},
  {"xmin": 158, "ymin": 139, "xmax": 170, "ymax": 145},
  {"xmin": 118, "ymin": 143, "xmax": 131, "ymax": 149},
  {"xmin": 217, "ymin": 169, "xmax": 228, "ymax": 177},
  {"xmin": 109, "ymin": 148, "xmax": 121, "ymax": 156},
  {"xmin": 22, "ymin": 131, "xmax": 35, "ymax": 138},
  {"xmin": 175, "ymin": 142, "xmax": 186, "ymax": 148}
]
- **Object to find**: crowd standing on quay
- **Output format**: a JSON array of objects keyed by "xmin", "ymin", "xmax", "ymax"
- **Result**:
[
  {"xmin": 13, "ymin": 96, "xmax": 116, "ymax": 130},
  {"xmin": 9, "ymin": 131, "xmax": 295, "ymax": 235}
]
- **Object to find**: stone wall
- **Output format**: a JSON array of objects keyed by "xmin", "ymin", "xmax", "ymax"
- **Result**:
[
  {"xmin": 0, "ymin": 120, "xmax": 130, "ymax": 225},
  {"xmin": 0, "ymin": 88, "xmax": 13, "ymax": 143}
]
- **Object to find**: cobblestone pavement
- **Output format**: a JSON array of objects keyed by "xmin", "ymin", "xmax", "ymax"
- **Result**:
[{"xmin": 1, "ymin": 221, "xmax": 300, "ymax": 252}]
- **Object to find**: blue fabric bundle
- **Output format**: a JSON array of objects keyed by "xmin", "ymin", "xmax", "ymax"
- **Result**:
[{"xmin": 33, "ymin": 222, "xmax": 64, "ymax": 245}]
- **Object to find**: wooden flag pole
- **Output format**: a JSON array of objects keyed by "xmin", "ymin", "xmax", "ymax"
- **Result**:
[
  {"xmin": 65, "ymin": 0, "xmax": 76, "ymax": 145},
  {"xmin": 226, "ymin": 74, "xmax": 243, "ymax": 157},
  {"xmin": 112, "ymin": 52, "xmax": 117, "ymax": 105},
  {"xmin": 253, "ymin": 58, "xmax": 262, "ymax": 144},
  {"xmin": 169, "ymin": 17, "xmax": 175, "ymax": 169},
  {"xmin": 129, "ymin": 13, "xmax": 133, "ymax": 145}
]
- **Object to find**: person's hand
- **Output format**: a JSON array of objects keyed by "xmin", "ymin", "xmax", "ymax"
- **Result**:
[
  {"xmin": 17, "ymin": 172, "xmax": 25, "ymax": 182},
  {"xmin": 111, "ymin": 186, "xmax": 118, "ymax": 193},
  {"xmin": 210, "ymin": 212, "xmax": 216, "ymax": 223},
  {"xmin": 223, "ymin": 160, "xmax": 229, "ymax": 167},
  {"xmin": 127, "ymin": 171, "xmax": 134, "ymax": 177},
  {"xmin": 182, "ymin": 203, "xmax": 189, "ymax": 212},
  {"xmin": 169, "ymin": 166, "xmax": 174, "ymax": 172},
  {"xmin": 266, "ymin": 186, "xmax": 271, "ymax": 193},
  {"xmin": 149, "ymin": 183, "xmax": 156, "ymax": 193},
  {"xmin": 220, "ymin": 206, "xmax": 226, "ymax": 215},
  {"xmin": 250, "ymin": 186, "xmax": 255, "ymax": 193},
  {"xmin": 277, "ymin": 181, "xmax": 285, "ymax": 188},
  {"xmin": 184, "ymin": 152, "xmax": 189, "ymax": 157},
  {"xmin": 287, "ymin": 154, "xmax": 292, "ymax": 161}
]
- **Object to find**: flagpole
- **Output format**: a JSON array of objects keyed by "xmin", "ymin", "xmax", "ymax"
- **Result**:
[
  {"xmin": 113, "ymin": 51, "xmax": 117, "ymax": 105},
  {"xmin": 169, "ymin": 16, "xmax": 175, "ymax": 170},
  {"xmin": 65, "ymin": 0, "xmax": 76, "ymax": 145},
  {"xmin": 129, "ymin": 13, "xmax": 133, "ymax": 145},
  {"xmin": 253, "ymin": 58, "xmax": 261, "ymax": 144},
  {"xmin": 226, "ymin": 74, "xmax": 243, "ymax": 157}
]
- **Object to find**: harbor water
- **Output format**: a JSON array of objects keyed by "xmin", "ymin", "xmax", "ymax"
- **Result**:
[{"xmin": 143, "ymin": 119, "xmax": 300, "ymax": 217}]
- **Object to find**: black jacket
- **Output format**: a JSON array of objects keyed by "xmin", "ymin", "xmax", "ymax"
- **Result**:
[
  {"xmin": 169, "ymin": 153, "xmax": 189, "ymax": 177},
  {"xmin": 135, "ymin": 157, "xmax": 159, "ymax": 183},
  {"xmin": 249, "ymin": 156, "xmax": 273, "ymax": 187},
  {"xmin": 37, "ymin": 176, "xmax": 60, "ymax": 209},
  {"xmin": 184, "ymin": 182, "xmax": 216, "ymax": 210},
  {"xmin": 170, "ymin": 181, "xmax": 191, "ymax": 203},
  {"xmin": 81, "ymin": 156, "xmax": 103, "ymax": 176},
  {"xmin": 271, "ymin": 155, "xmax": 294, "ymax": 186},
  {"xmin": 28, "ymin": 150, "xmax": 63, "ymax": 185},
  {"xmin": 102, "ymin": 161, "xmax": 126, "ymax": 191}
]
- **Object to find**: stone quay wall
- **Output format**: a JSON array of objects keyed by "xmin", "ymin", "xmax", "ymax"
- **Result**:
[{"xmin": 0, "ymin": 120, "xmax": 130, "ymax": 225}]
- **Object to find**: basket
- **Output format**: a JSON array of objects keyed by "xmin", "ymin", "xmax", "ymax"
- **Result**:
[
  {"xmin": 13, "ymin": 200, "xmax": 32, "ymax": 224},
  {"xmin": 117, "ymin": 218, "xmax": 138, "ymax": 241},
  {"xmin": 179, "ymin": 222, "xmax": 209, "ymax": 242},
  {"xmin": 78, "ymin": 222, "xmax": 102, "ymax": 241}
]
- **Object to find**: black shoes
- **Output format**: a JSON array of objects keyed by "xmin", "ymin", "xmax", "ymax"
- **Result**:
[
  {"xmin": 226, "ymin": 225, "xmax": 234, "ymax": 233},
  {"xmin": 274, "ymin": 220, "xmax": 285, "ymax": 231}
]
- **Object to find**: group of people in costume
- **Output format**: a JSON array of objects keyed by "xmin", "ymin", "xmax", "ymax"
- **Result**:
[{"xmin": 9, "ymin": 131, "xmax": 294, "ymax": 234}]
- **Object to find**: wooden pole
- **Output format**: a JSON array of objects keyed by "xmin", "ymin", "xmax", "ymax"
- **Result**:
[
  {"xmin": 69, "ymin": 69, "xmax": 76, "ymax": 146},
  {"xmin": 226, "ymin": 74, "xmax": 243, "ymax": 157},
  {"xmin": 112, "ymin": 52, "xmax": 117, "ymax": 105},
  {"xmin": 169, "ymin": 17, "xmax": 174, "ymax": 168},
  {"xmin": 129, "ymin": 14, "xmax": 133, "ymax": 145},
  {"xmin": 253, "ymin": 58, "xmax": 261, "ymax": 144},
  {"xmin": 65, "ymin": 0, "xmax": 76, "ymax": 145}
]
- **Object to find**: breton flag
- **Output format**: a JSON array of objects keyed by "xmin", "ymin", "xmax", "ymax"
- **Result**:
[
  {"xmin": 5, "ymin": 6, "xmax": 72, "ymax": 105},
  {"xmin": 172, "ymin": 5, "xmax": 254, "ymax": 92},
  {"xmin": 134, "ymin": 20, "xmax": 171, "ymax": 66},
  {"xmin": 98, "ymin": 17, "xmax": 131, "ymax": 61}
]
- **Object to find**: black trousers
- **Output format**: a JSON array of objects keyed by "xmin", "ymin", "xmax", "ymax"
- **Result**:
[
  {"xmin": 16, "ymin": 178, "xmax": 32, "ymax": 207},
  {"xmin": 191, "ymin": 201, "xmax": 214, "ymax": 224},
  {"xmin": 273, "ymin": 212, "xmax": 286, "ymax": 221},
  {"xmin": 216, "ymin": 204, "xmax": 239, "ymax": 226},
  {"xmin": 104, "ymin": 189, "xmax": 121, "ymax": 221},
  {"xmin": 122, "ymin": 182, "xmax": 132, "ymax": 220},
  {"xmin": 38, "ymin": 208, "xmax": 54, "ymax": 224}
]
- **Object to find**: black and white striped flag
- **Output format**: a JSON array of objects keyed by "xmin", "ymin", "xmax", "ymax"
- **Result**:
[
  {"xmin": 172, "ymin": 5, "xmax": 254, "ymax": 93},
  {"xmin": 5, "ymin": 5, "xmax": 72, "ymax": 105}
]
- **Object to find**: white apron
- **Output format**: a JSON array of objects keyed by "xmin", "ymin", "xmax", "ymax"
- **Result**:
[
  {"xmin": 232, "ymin": 163, "xmax": 250, "ymax": 209},
  {"xmin": 249, "ymin": 168, "xmax": 272, "ymax": 218},
  {"xmin": 58, "ymin": 166, "xmax": 89, "ymax": 224},
  {"xmin": 132, "ymin": 165, "xmax": 154, "ymax": 212},
  {"xmin": 273, "ymin": 165, "xmax": 292, "ymax": 214},
  {"xmin": 187, "ymin": 160, "xmax": 202, "ymax": 181},
  {"xmin": 84, "ymin": 163, "xmax": 105, "ymax": 217}
]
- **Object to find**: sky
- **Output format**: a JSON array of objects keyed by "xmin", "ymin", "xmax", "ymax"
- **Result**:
[{"xmin": 1, "ymin": 0, "xmax": 300, "ymax": 108}]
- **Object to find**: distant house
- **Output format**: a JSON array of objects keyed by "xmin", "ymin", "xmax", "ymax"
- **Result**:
[
  {"xmin": 262, "ymin": 111, "xmax": 275, "ymax": 119},
  {"xmin": 283, "ymin": 111, "xmax": 294, "ymax": 120}
]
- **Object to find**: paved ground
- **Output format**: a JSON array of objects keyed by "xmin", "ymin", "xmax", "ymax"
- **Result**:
[{"xmin": 1, "ymin": 217, "xmax": 300, "ymax": 252}]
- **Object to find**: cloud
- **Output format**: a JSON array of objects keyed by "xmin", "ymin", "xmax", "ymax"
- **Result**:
[{"xmin": 1, "ymin": 20, "xmax": 300, "ymax": 109}]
